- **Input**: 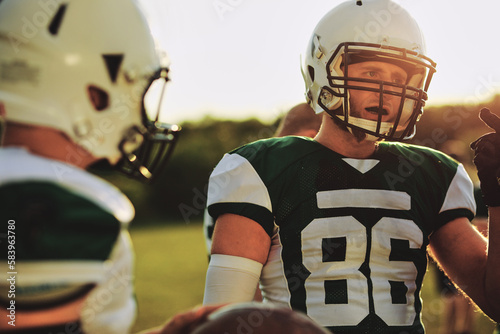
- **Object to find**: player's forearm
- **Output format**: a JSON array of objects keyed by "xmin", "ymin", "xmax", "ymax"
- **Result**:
[
  {"xmin": 485, "ymin": 206, "xmax": 500, "ymax": 321},
  {"xmin": 203, "ymin": 254, "xmax": 262, "ymax": 305}
]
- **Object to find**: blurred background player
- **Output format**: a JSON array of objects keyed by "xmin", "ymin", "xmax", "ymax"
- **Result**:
[
  {"xmin": 273, "ymin": 103, "xmax": 324, "ymax": 138},
  {"xmin": 0, "ymin": 0, "xmax": 179, "ymax": 333}
]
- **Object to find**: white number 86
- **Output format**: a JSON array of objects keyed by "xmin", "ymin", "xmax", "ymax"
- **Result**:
[{"xmin": 301, "ymin": 216, "xmax": 423, "ymax": 327}]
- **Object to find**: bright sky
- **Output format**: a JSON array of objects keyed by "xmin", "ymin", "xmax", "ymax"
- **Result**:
[{"xmin": 138, "ymin": 0, "xmax": 500, "ymax": 124}]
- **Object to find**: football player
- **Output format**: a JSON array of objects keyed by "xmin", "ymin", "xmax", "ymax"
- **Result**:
[
  {"xmin": 203, "ymin": 0, "xmax": 500, "ymax": 333},
  {"xmin": 0, "ymin": 0, "xmax": 179, "ymax": 333},
  {"xmin": 273, "ymin": 103, "xmax": 324, "ymax": 138}
]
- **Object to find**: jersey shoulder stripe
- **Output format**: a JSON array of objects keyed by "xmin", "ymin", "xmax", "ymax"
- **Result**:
[{"xmin": 208, "ymin": 137, "xmax": 320, "ymax": 234}]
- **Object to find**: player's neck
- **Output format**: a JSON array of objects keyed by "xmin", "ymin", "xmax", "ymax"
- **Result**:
[
  {"xmin": 4, "ymin": 122, "xmax": 97, "ymax": 169},
  {"xmin": 315, "ymin": 116, "xmax": 377, "ymax": 159}
]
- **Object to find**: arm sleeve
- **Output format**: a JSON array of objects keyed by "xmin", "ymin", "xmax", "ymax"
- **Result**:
[{"xmin": 203, "ymin": 254, "xmax": 263, "ymax": 305}]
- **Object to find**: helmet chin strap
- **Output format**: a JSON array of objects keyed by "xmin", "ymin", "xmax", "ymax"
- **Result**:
[
  {"xmin": 326, "ymin": 111, "xmax": 389, "ymax": 142},
  {"xmin": 345, "ymin": 116, "xmax": 393, "ymax": 141}
]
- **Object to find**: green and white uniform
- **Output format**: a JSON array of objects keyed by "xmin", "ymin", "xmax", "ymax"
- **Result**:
[
  {"xmin": 0, "ymin": 148, "xmax": 136, "ymax": 334},
  {"xmin": 207, "ymin": 136, "xmax": 476, "ymax": 334}
]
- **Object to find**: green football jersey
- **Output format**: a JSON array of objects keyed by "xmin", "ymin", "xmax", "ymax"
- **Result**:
[
  {"xmin": 207, "ymin": 136, "xmax": 476, "ymax": 334},
  {"xmin": 0, "ymin": 148, "xmax": 136, "ymax": 333}
]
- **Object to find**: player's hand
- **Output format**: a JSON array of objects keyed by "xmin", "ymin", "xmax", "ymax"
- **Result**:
[{"xmin": 470, "ymin": 107, "xmax": 500, "ymax": 206}]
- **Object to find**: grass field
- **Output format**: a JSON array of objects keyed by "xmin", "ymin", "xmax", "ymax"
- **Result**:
[{"xmin": 129, "ymin": 221, "xmax": 496, "ymax": 333}]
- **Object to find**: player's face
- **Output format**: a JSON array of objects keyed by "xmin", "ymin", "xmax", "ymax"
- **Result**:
[{"xmin": 347, "ymin": 61, "xmax": 407, "ymax": 123}]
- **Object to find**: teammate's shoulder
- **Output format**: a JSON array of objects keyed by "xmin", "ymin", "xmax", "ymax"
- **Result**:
[{"xmin": 0, "ymin": 148, "xmax": 134, "ymax": 223}]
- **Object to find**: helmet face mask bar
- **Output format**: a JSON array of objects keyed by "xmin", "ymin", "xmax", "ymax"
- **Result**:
[
  {"xmin": 118, "ymin": 68, "xmax": 181, "ymax": 182},
  {"xmin": 318, "ymin": 42, "xmax": 436, "ymax": 141}
]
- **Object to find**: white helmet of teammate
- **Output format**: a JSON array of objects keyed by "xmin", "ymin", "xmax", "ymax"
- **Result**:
[
  {"xmin": 302, "ymin": 0, "xmax": 436, "ymax": 140},
  {"xmin": 0, "ymin": 0, "xmax": 180, "ymax": 180}
]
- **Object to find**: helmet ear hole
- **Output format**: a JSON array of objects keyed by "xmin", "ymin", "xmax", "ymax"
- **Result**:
[
  {"xmin": 308, "ymin": 65, "xmax": 315, "ymax": 82},
  {"xmin": 87, "ymin": 85, "xmax": 109, "ymax": 111}
]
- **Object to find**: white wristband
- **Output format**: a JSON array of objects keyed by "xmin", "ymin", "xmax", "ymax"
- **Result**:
[{"xmin": 203, "ymin": 254, "xmax": 263, "ymax": 305}]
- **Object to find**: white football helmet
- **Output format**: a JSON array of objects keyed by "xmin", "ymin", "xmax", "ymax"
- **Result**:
[
  {"xmin": 302, "ymin": 0, "xmax": 436, "ymax": 140},
  {"xmin": 0, "ymin": 0, "xmax": 180, "ymax": 181}
]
